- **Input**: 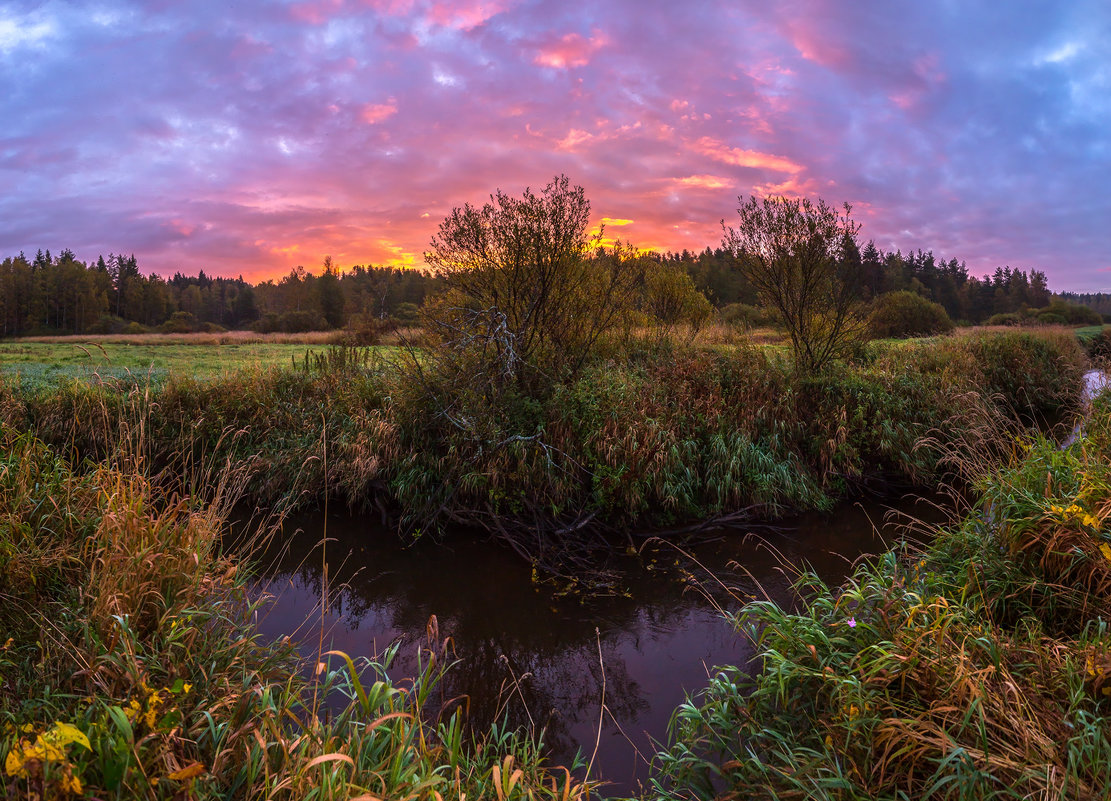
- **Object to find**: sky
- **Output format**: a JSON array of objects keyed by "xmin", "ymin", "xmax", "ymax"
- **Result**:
[{"xmin": 1, "ymin": 1, "xmax": 1109, "ymax": 291}]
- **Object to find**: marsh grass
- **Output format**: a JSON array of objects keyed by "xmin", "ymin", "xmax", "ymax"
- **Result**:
[{"xmin": 646, "ymin": 390, "xmax": 1111, "ymax": 800}]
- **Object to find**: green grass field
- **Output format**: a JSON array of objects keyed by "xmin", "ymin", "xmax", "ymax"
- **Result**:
[
  {"xmin": 0, "ymin": 333, "xmax": 401, "ymax": 389},
  {"xmin": 0, "ymin": 342, "xmax": 305, "ymax": 388}
]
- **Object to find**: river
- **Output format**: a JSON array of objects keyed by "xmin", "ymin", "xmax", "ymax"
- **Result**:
[{"xmin": 246, "ymin": 491, "xmax": 949, "ymax": 795}]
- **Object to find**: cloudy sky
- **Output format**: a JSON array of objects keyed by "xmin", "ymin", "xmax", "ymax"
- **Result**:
[{"xmin": 2, "ymin": 0, "xmax": 1109, "ymax": 289}]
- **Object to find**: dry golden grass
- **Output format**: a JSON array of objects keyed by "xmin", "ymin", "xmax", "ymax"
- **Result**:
[
  {"xmin": 952, "ymin": 323, "xmax": 1077, "ymax": 338},
  {"xmin": 653, "ymin": 321, "xmax": 790, "ymax": 348}
]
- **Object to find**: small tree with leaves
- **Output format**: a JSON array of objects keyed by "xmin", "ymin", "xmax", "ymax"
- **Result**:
[
  {"xmin": 723, "ymin": 195, "xmax": 866, "ymax": 374},
  {"xmin": 423, "ymin": 175, "xmax": 643, "ymax": 396}
]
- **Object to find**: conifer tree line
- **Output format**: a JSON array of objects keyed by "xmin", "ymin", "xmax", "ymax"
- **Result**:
[
  {"xmin": 0, "ymin": 241, "xmax": 1105, "ymax": 338},
  {"xmin": 670, "ymin": 243, "xmax": 1099, "ymax": 325},
  {"xmin": 0, "ymin": 249, "xmax": 432, "ymax": 337}
]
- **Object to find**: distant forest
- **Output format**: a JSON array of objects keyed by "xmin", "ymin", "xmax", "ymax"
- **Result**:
[{"xmin": 0, "ymin": 243, "xmax": 1106, "ymax": 338}]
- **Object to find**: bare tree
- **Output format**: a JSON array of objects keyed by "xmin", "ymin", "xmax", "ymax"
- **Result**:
[{"xmin": 722, "ymin": 195, "xmax": 866, "ymax": 374}]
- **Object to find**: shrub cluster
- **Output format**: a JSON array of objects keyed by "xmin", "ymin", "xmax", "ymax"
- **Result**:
[
  {"xmin": 252, "ymin": 309, "xmax": 329, "ymax": 333},
  {"xmin": 0, "ymin": 332, "xmax": 1085, "ymax": 571},
  {"xmin": 868, "ymin": 290, "xmax": 955, "ymax": 338},
  {"xmin": 986, "ymin": 299, "xmax": 1103, "ymax": 327}
]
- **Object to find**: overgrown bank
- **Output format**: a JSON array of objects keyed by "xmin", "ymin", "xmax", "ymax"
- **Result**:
[
  {"xmin": 0, "ymin": 330, "xmax": 1086, "ymax": 547},
  {"xmin": 0, "ymin": 426, "xmax": 587, "ymax": 800},
  {"xmin": 647, "ymin": 383, "xmax": 1111, "ymax": 799}
]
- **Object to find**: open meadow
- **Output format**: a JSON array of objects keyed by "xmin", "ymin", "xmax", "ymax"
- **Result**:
[{"xmin": 0, "ymin": 331, "xmax": 407, "ymax": 389}]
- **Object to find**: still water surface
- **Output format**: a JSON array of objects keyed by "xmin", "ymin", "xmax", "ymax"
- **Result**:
[{"xmin": 249, "ymin": 495, "xmax": 945, "ymax": 795}]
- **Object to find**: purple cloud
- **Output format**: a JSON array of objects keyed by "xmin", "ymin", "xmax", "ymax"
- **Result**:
[{"xmin": 1, "ymin": 0, "xmax": 1109, "ymax": 289}]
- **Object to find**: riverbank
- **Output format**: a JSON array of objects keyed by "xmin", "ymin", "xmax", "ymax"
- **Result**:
[
  {"xmin": 0, "ymin": 426, "xmax": 588, "ymax": 800},
  {"xmin": 0, "ymin": 330, "xmax": 1086, "ymax": 578},
  {"xmin": 647, "ymin": 384, "xmax": 1111, "ymax": 799}
]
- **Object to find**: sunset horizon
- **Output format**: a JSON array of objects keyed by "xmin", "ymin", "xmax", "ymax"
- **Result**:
[{"xmin": 3, "ymin": 1, "xmax": 1109, "ymax": 290}]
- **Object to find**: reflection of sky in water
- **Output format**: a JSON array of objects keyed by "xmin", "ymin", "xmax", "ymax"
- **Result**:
[
  {"xmin": 1062, "ymin": 371, "xmax": 1106, "ymax": 448},
  {"xmin": 248, "ymin": 495, "xmax": 945, "ymax": 795}
]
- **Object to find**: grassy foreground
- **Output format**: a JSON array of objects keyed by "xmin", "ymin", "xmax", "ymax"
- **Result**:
[
  {"xmin": 0, "ymin": 426, "xmax": 588, "ymax": 800},
  {"xmin": 647, "ymin": 394, "xmax": 1111, "ymax": 799}
]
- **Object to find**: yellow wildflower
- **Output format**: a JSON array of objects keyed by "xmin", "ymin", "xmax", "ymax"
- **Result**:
[
  {"xmin": 5, "ymin": 743, "xmax": 29, "ymax": 778},
  {"xmin": 60, "ymin": 773, "xmax": 83, "ymax": 795},
  {"xmin": 4, "ymin": 722, "xmax": 88, "ymax": 778},
  {"xmin": 42, "ymin": 722, "xmax": 90, "ymax": 752},
  {"xmin": 143, "ymin": 691, "xmax": 165, "ymax": 729}
]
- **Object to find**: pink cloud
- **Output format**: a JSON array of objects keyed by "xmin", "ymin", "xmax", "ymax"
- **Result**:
[
  {"xmin": 750, "ymin": 175, "xmax": 824, "ymax": 199},
  {"xmin": 534, "ymin": 31, "xmax": 608, "ymax": 69},
  {"xmin": 168, "ymin": 219, "xmax": 197, "ymax": 238},
  {"xmin": 424, "ymin": 0, "xmax": 512, "ymax": 30},
  {"xmin": 361, "ymin": 99, "xmax": 398, "ymax": 124},
  {"xmin": 557, "ymin": 128, "xmax": 594, "ymax": 150},
  {"xmin": 783, "ymin": 20, "xmax": 850, "ymax": 68},
  {"xmin": 291, "ymin": 0, "xmax": 509, "ymax": 31}
]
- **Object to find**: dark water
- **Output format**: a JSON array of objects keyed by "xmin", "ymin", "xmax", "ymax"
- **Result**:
[{"xmin": 248, "ymin": 494, "xmax": 947, "ymax": 795}]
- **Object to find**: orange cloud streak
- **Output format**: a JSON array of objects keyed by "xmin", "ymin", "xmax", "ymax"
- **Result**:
[
  {"xmin": 691, "ymin": 136, "xmax": 803, "ymax": 173},
  {"xmin": 671, "ymin": 174, "xmax": 730, "ymax": 190}
]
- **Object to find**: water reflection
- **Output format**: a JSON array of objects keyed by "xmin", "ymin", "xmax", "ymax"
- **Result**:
[{"xmin": 248, "ymin": 494, "xmax": 945, "ymax": 795}]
